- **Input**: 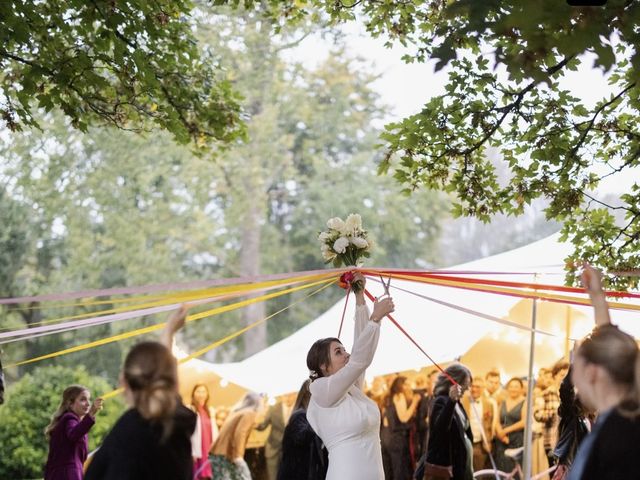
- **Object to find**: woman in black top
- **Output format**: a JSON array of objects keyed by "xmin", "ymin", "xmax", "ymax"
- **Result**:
[
  {"xmin": 566, "ymin": 265, "xmax": 640, "ymax": 480},
  {"xmin": 551, "ymin": 366, "xmax": 592, "ymax": 480},
  {"xmin": 277, "ymin": 380, "xmax": 327, "ymax": 480},
  {"xmin": 381, "ymin": 376, "xmax": 420, "ymax": 480},
  {"xmin": 425, "ymin": 364, "xmax": 473, "ymax": 480},
  {"xmin": 86, "ymin": 306, "xmax": 196, "ymax": 480}
]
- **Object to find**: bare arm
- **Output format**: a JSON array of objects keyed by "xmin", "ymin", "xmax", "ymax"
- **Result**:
[
  {"xmin": 161, "ymin": 304, "xmax": 188, "ymax": 350},
  {"xmin": 581, "ymin": 263, "xmax": 611, "ymax": 327},
  {"xmin": 393, "ymin": 393, "xmax": 420, "ymax": 423},
  {"xmin": 503, "ymin": 401, "xmax": 527, "ymax": 435}
]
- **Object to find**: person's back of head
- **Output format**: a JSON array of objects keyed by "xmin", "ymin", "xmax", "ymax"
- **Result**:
[
  {"xmin": 124, "ymin": 341, "xmax": 178, "ymax": 440},
  {"xmin": 552, "ymin": 359, "xmax": 570, "ymax": 382},
  {"xmin": 232, "ymin": 391, "xmax": 262, "ymax": 413},
  {"xmin": 577, "ymin": 324, "xmax": 640, "ymax": 418}
]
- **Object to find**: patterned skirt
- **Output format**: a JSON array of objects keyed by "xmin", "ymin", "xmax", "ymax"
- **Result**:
[{"xmin": 210, "ymin": 455, "xmax": 251, "ymax": 480}]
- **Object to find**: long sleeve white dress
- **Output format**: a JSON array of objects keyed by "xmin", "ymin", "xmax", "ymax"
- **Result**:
[{"xmin": 306, "ymin": 304, "xmax": 384, "ymax": 480}]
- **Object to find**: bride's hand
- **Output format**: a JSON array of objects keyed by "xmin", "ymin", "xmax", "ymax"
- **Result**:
[{"xmin": 371, "ymin": 296, "xmax": 394, "ymax": 323}]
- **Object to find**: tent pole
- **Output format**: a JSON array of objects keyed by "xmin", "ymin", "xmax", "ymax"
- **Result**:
[
  {"xmin": 564, "ymin": 306, "xmax": 572, "ymax": 359},
  {"xmin": 523, "ymin": 297, "xmax": 537, "ymax": 479}
]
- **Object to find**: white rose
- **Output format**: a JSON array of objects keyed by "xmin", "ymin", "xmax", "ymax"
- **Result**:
[
  {"xmin": 350, "ymin": 236, "xmax": 369, "ymax": 249},
  {"xmin": 344, "ymin": 213, "xmax": 362, "ymax": 233},
  {"xmin": 327, "ymin": 217, "xmax": 346, "ymax": 232},
  {"xmin": 367, "ymin": 238, "xmax": 374, "ymax": 251},
  {"xmin": 322, "ymin": 249, "xmax": 337, "ymax": 261},
  {"xmin": 333, "ymin": 236, "xmax": 350, "ymax": 254}
]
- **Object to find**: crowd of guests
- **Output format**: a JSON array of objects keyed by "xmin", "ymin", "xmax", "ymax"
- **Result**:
[
  {"xmin": 40, "ymin": 266, "xmax": 640, "ymax": 480},
  {"xmin": 364, "ymin": 361, "xmax": 570, "ymax": 479}
]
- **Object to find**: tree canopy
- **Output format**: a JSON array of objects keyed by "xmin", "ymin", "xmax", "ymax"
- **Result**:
[
  {"xmin": 226, "ymin": 0, "xmax": 640, "ymax": 288},
  {"xmin": 1, "ymin": 0, "xmax": 244, "ymax": 146}
]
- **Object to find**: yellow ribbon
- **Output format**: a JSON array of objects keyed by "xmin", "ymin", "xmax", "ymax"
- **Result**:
[
  {"xmin": 99, "ymin": 279, "xmax": 337, "ymax": 400},
  {"xmin": 1, "ymin": 272, "xmax": 336, "ymax": 332},
  {"xmin": 8, "ymin": 277, "xmax": 335, "ymax": 368}
]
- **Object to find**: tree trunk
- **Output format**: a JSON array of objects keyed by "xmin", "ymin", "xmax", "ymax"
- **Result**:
[{"xmin": 240, "ymin": 199, "xmax": 267, "ymax": 357}]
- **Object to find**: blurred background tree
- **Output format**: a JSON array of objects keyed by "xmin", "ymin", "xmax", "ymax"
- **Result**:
[{"xmin": 0, "ymin": 365, "xmax": 124, "ymax": 479}]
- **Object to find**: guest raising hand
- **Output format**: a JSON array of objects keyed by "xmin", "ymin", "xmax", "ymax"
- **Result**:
[
  {"xmin": 44, "ymin": 386, "xmax": 103, "ymax": 480},
  {"xmin": 85, "ymin": 305, "xmax": 197, "ymax": 480},
  {"xmin": 565, "ymin": 264, "xmax": 640, "ymax": 480}
]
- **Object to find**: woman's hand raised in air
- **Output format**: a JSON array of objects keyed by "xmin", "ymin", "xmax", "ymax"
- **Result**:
[
  {"xmin": 581, "ymin": 263, "xmax": 611, "ymax": 327},
  {"xmin": 370, "ymin": 296, "xmax": 395, "ymax": 323}
]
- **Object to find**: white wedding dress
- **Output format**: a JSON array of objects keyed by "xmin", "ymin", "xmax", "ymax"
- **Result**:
[{"xmin": 307, "ymin": 304, "xmax": 384, "ymax": 480}]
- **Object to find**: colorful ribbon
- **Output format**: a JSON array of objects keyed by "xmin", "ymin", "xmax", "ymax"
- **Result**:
[
  {"xmin": 6, "ymin": 277, "xmax": 335, "ymax": 368},
  {"xmin": 99, "ymin": 279, "xmax": 336, "ymax": 400}
]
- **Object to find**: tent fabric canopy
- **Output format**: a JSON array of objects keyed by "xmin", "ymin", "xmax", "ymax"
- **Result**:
[{"xmin": 208, "ymin": 233, "xmax": 640, "ymax": 397}]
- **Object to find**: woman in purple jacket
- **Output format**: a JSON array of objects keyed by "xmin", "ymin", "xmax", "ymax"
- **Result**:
[{"xmin": 44, "ymin": 385, "xmax": 103, "ymax": 480}]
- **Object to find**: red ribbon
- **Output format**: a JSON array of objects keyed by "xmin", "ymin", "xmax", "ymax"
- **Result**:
[
  {"xmin": 363, "ymin": 288, "xmax": 458, "ymax": 386},
  {"xmin": 337, "ymin": 284, "xmax": 351, "ymax": 339},
  {"xmin": 360, "ymin": 269, "xmax": 640, "ymax": 299}
]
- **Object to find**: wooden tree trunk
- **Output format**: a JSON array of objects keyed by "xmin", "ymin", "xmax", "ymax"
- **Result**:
[{"xmin": 240, "ymin": 200, "xmax": 267, "ymax": 357}]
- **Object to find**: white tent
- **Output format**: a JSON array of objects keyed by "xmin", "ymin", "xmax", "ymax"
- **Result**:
[{"xmin": 207, "ymin": 233, "xmax": 640, "ymax": 397}]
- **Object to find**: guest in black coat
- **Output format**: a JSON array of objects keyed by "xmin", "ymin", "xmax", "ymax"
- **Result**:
[
  {"xmin": 565, "ymin": 265, "xmax": 640, "ymax": 480},
  {"xmin": 85, "ymin": 306, "xmax": 196, "ymax": 480},
  {"xmin": 552, "ymin": 366, "xmax": 592, "ymax": 479},
  {"xmin": 277, "ymin": 380, "xmax": 327, "ymax": 480},
  {"xmin": 424, "ymin": 364, "xmax": 473, "ymax": 480}
]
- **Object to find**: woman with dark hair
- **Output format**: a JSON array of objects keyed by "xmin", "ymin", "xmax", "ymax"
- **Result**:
[
  {"xmin": 277, "ymin": 380, "xmax": 328, "ymax": 480},
  {"xmin": 381, "ymin": 375, "xmax": 420, "ymax": 480},
  {"xmin": 306, "ymin": 273, "xmax": 395, "ymax": 480},
  {"xmin": 565, "ymin": 264, "xmax": 640, "ymax": 480},
  {"xmin": 494, "ymin": 377, "xmax": 526, "ymax": 476},
  {"xmin": 551, "ymin": 366, "xmax": 592, "ymax": 480},
  {"xmin": 44, "ymin": 385, "xmax": 103, "ymax": 480},
  {"xmin": 85, "ymin": 305, "xmax": 197, "ymax": 480},
  {"xmin": 424, "ymin": 364, "xmax": 473, "ymax": 480},
  {"xmin": 189, "ymin": 383, "xmax": 219, "ymax": 480},
  {"xmin": 211, "ymin": 391, "xmax": 263, "ymax": 480}
]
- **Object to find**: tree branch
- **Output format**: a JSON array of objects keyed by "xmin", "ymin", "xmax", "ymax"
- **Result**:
[
  {"xmin": 578, "ymin": 188, "xmax": 631, "ymax": 212},
  {"xmin": 567, "ymin": 82, "xmax": 636, "ymax": 160},
  {"xmin": 0, "ymin": 50, "xmax": 55, "ymax": 76},
  {"xmin": 275, "ymin": 28, "xmax": 321, "ymax": 52},
  {"xmin": 460, "ymin": 55, "xmax": 575, "ymax": 156}
]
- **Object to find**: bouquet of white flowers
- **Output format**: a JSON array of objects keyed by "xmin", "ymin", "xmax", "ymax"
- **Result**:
[{"xmin": 319, "ymin": 214, "xmax": 372, "ymax": 291}]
